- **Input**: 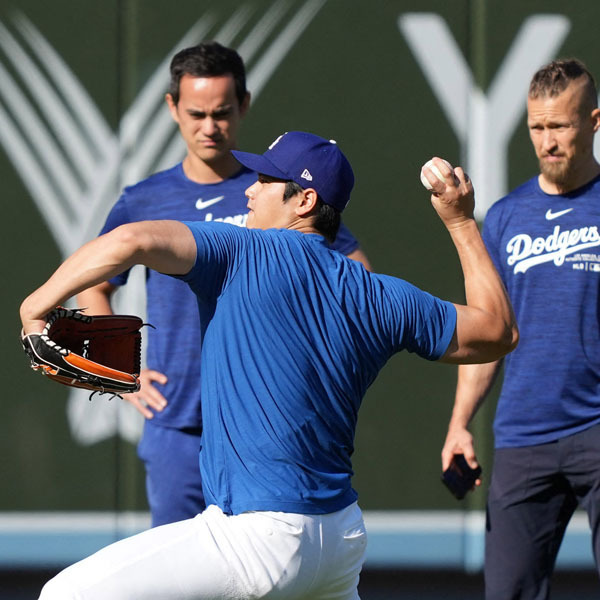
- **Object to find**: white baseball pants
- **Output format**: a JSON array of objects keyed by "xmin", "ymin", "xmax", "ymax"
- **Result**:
[{"xmin": 38, "ymin": 502, "xmax": 366, "ymax": 599}]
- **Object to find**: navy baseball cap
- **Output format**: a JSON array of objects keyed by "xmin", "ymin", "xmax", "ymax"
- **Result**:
[{"xmin": 231, "ymin": 131, "xmax": 354, "ymax": 212}]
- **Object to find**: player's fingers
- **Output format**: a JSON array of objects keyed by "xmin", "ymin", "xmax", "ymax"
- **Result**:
[
  {"xmin": 441, "ymin": 446, "xmax": 466, "ymax": 471},
  {"xmin": 436, "ymin": 158, "xmax": 466, "ymax": 187},
  {"xmin": 462, "ymin": 447, "xmax": 479, "ymax": 470},
  {"xmin": 422, "ymin": 159, "xmax": 446, "ymax": 189},
  {"xmin": 141, "ymin": 369, "xmax": 168, "ymax": 385},
  {"xmin": 441, "ymin": 454, "xmax": 452, "ymax": 472},
  {"xmin": 142, "ymin": 389, "xmax": 168, "ymax": 411},
  {"xmin": 442, "ymin": 429, "xmax": 478, "ymax": 470},
  {"xmin": 430, "ymin": 157, "xmax": 460, "ymax": 188},
  {"xmin": 422, "ymin": 158, "xmax": 462, "ymax": 200},
  {"xmin": 124, "ymin": 394, "xmax": 154, "ymax": 419},
  {"xmin": 453, "ymin": 166, "xmax": 472, "ymax": 188},
  {"xmin": 137, "ymin": 369, "xmax": 168, "ymax": 410},
  {"xmin": 134, "ymin": 382, "xmax": 167, "ymax": 411},
  {"xmin": 431, "ymin": 157, "xmax": 453, "ymax": 178},
  {"xmin": 421, "ymin": 165, "xmax": 443, "ymax": 192},
  {"xmin": 441, "ymin": 444, "xmax": 455, "ymax": 471}
]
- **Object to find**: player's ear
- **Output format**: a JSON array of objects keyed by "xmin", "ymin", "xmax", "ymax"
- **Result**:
[
  {"xmin": 240, "ymin": 92, "xmax": 251, "ymax": 117},
  {"xmin": 590, "ymin": 107, "xmax": 600, "ymax": 133},
  {"xmin": 295, "ymin": 188, "xmax": 318, "ymax": 216},
  {"xmin": 165, "ymin": 93, "xmax": 179, "ymax": 123}
]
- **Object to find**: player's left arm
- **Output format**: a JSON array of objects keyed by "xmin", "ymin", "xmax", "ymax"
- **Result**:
[
  {"xmin": 345, "ymin": 248, "xmax": 372, "ymax": 270},
  {"xmin": 334, "ymin": 222, "xmax": 372, "ymax": 270},
  {"xmin": 20, "ymin": 220, "xmax": 196, "ymax": 335}
]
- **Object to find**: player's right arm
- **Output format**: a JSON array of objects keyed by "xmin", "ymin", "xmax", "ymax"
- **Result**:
[
  {"xmin": 441, "ymin": 360, "xmax": 502, "ymax": 477},
  {"xmin": 422, "ymin": 158, "xmax": 519, "ymax": 364}
]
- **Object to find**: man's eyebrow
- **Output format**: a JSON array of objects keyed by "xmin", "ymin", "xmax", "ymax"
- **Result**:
[
  {"xmin": 258, "ymin": 173, "xmax": 287, "ymax": 183},
  {"xmin": 186, "ymin": 104, "xmax": 234, "ymax": 116}
]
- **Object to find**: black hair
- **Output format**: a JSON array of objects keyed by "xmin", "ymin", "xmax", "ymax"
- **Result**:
[
  {"xmin": 169, "ymin": 42, "xmax": 247, "ymax": 106},
  {"xmin": 283, "ymin": 180, "xmax": 341, "ymax": 243}
]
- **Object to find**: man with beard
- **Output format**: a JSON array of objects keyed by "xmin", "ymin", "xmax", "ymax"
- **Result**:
[{"xmin": 441, "ymin": 58, "xmax": 600, "ymax": 599}]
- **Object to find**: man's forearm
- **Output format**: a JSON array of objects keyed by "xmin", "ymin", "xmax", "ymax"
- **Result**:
[
  {"xmin": 450, "ymin": 360, "xmax": 502, "ymax": 429},
  {"xmin": 441, "ymin": 360, "xmax": 502, "ymax": 470},
  {"xmin": 21, "ymin": 228, "xmax": 142, "ymax": 330},
  {"xmin": 21, "ymin": 220, "xmax": 197, "ymax": 334}
]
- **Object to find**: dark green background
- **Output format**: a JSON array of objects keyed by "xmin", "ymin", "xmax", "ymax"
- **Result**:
[{"xmin": 1, "ymin": 0, "xmax": 599, "ymax": 513}]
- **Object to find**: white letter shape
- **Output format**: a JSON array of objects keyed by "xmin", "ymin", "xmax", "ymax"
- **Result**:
[{"xmin": 399, "ymin": 14, "xmax": 570, "ymax": 220}]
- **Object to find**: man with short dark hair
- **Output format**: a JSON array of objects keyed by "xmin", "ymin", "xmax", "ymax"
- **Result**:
[
  {"xmin": 78, "ymin": 42, "xmax": 369, "ymax": 527},
  {"xmin": 23, "ymin": 131, "xmax": 517, "ymax": 599},
  {"xmin": 442, "ymin": 58, "xmax": 600, "ymax": 599}
]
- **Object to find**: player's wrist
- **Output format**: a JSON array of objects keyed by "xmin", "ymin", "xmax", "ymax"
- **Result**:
[
  {"xmin": 444, "ymin": 216, "xmax": 479, "ymax": 237},
  {"xmin": 20, "ymin": 300, "xmax": 48, "ymax": 335},
  {"xmin": 21, "ymin": 320, "xmax": 46, "ymax": 336},
  {"xmin": 447, "ymin": 413, "xmax": 472, "ymax": 433}
]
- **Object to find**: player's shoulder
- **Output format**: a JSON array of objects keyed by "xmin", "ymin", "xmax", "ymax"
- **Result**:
[
  {"xmin": 369, "ymin": 271, "xmax": 418, "ymax": 297},
  {"xmin": 486, "ymin": 175, "xmax": 539, "ymax": 219},
  {"xmin": 499, "ymin": 175, "xmax": 539, "ymax": 205},
  {"xmin": 121, "ymin": 164, "xmax": 184, "ymax": 198},
  {"xmin": 241, "ymin": 229, "xmax": 339, "ymax": 267},
  {"xmin": 184, "ymin": 220, "xmax": 252, "ymax": 246},
  {"xmin": 572, "ymin": 172, "xmax": 600, "ymax": 196}
]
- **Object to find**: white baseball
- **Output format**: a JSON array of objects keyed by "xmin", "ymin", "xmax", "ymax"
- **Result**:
[{"xmin": 420, "ymin": 159, "xmax": 456, "ymax": 190}]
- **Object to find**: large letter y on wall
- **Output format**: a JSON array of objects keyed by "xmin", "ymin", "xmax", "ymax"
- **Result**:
[{"xmin": 399, "ymin": 14, "xmax": 570, "ymax": 220}]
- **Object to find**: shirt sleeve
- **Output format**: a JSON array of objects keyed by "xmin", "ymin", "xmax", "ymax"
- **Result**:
[
  {"xmin": 176, "ymin": 221, "xmax": 249, "ymax": 302},
  {"xmin": 330, "ymin": 221, "xmax": 360, "ymax": 255},
  {"xmin": 378, "ymin": 274, "xmax": 457, "ymax": 361}
]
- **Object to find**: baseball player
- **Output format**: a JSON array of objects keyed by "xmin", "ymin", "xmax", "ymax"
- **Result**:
[
  {"xmin": 22, "ymin": 132, "xmax": 517, "ymax": 600},
  {"xmin": 77, "ymin": 42, "xmax": 370, "ymax": 527}
]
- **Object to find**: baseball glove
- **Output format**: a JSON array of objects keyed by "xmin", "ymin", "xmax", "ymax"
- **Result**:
[{"xmin": 21, "ymin": 307, "xmax": 144, "ymax": 397}]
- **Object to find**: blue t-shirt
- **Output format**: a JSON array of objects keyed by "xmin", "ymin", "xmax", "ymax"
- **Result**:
[
  {"xmin": 100, "ymin": 163, "xmax": 360, "ymax": 428},
  {"xmin": 484, "ymin": 174, "xmax": 600, "ymax": 448},
  {"xmin": 179, "ymin": 222, "xmax": 456, "ymax": 515}
]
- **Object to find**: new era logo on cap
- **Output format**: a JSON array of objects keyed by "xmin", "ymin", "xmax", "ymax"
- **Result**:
[{"xmin": 231, "ymin": 131, "xmax": 354, "ymax": 212}]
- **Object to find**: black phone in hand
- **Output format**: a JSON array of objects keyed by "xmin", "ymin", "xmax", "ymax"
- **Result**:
[{"xmin": 441, "ymin": 454, "xmax": 482, "ymax": 500}]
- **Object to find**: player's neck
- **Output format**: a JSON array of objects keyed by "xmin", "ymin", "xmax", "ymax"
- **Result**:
[
  {"xmin": 182, "ymin": 153, "xmax": 242, "ymax": 184},
  {"xmin": 287, "ymin": 219, "xmax": 321, "ymax": 238}
]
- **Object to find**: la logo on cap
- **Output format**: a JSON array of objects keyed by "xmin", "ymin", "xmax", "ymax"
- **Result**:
[
  {"xmin": 301, "ymin": 169, "xmax": 313, "ymax": 181},
  {"xmin": 268, "ymin": 133, "xmax": 285, "ymax": 150}
]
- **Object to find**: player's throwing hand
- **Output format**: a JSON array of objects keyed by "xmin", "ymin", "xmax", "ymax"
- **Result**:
[{"xmin": 421, "ymin": 157, "xmax": 474, "ymax": 229}]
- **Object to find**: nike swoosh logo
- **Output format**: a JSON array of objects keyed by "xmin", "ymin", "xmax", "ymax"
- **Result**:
[
  {"xmin": 545, "ymin": 208, "xmax": 573, "ymax": 220},
  {"xmin": 196, "ymin": 196, "xmax": 224, "ymax": 210}
]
